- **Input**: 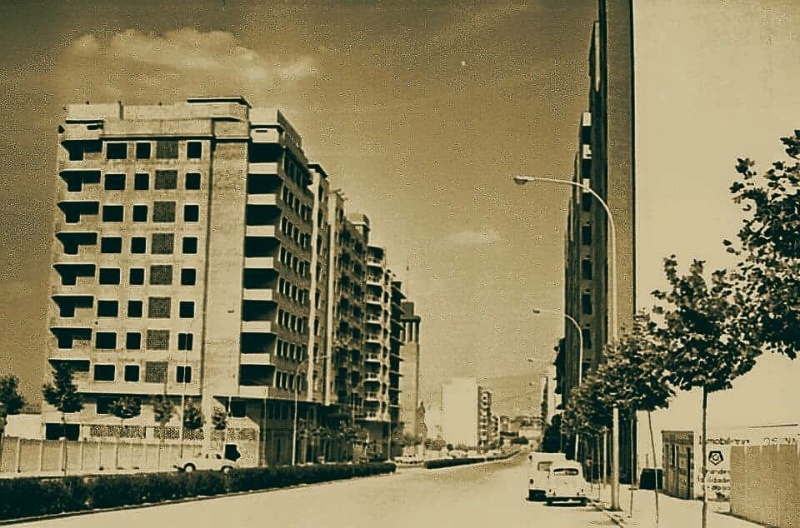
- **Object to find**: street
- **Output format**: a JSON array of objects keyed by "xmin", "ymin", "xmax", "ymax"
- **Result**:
[{"xmin": 14, "ymin": 455, "xmax": 614, "ymax": 528}]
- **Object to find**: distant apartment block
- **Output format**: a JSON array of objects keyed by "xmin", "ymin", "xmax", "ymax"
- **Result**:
[
  {"xmin": 441, "ymin": 378, "xmax": 494, "ymax": 448},
  {"xmin": 46, "ymin": 96, "xmax": 416, "ymax": 466}
]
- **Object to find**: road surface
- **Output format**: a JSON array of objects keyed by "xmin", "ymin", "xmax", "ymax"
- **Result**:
[{"xmin": 15, "ymin": 454, "xmax": 614, "ymax": 527}]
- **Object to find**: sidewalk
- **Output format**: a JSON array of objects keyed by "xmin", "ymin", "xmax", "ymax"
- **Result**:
[{"xmin": 591, "ymin": 484, "xmax": 766, "ymax": 528}]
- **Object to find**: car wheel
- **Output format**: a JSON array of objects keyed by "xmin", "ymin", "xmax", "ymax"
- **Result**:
[
  {"xmin": 528, "ymin": 490, "xmax": 536, "ymax": 501},
  {"xmin": 580, "ymin": 498, "xmax": 588, "ymax": 506},
  {"xmin": 222, "ymin": 466, "xmax": 233, "ymax": 475},
  {"xmin": 183, "ymin": 463, "xmax": 196, "ymax": 473}
]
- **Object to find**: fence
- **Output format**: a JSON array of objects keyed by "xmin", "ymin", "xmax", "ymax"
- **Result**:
[
  {"xmin": 730, "ymin": 443, "xmax": 800, "ymax": 528},
  {"xmin": 0, "ymin": 436, "xmax": 203, "ymax": 475}
]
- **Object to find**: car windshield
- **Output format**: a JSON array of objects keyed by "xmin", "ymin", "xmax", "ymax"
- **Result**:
[
  {"xmin": 552, "ymin": 468, "xmax": 580, "ymax": 476},
  {"xmin": 537, "ymin": 462, "xmax": 552, "ymax": 471}
]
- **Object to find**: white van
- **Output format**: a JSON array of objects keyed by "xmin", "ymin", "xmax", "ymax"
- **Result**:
[
  {"xmin": 544, "ymin": 460, "xmax": 588, "ymax": 506},
  {"xmin": 527, "ymin": 452, "xmax": 567, "ymax": 501}
]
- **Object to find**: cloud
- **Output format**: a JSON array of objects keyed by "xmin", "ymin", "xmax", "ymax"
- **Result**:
[
  {"xmin": 447, "ymin": 228, "xmax": 502, "ymax": 246},
  {"xmin": 57, "ymin": 28, "xmax": 316, "ymax": 102}
]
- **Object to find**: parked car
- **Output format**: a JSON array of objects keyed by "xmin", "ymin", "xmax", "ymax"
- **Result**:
[
  {"xmin": 527, "ymin": 452, "xmax": 567, "ymax": 501},
  {"xmin": 174, "ymin": 452, "xmax": 238, "ymax": 474},
  {"xmin": 544, "ymin": 461, "xmax": 588, "ymax": 506}
]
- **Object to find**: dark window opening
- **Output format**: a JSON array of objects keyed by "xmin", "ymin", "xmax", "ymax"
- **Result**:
[
  {"xmin": 181, "ymin": 268, "xmax": 197, "ymax": 286},
  {"xmin": 581, "ymin": 193, "xmax": 592, "ymax": 212},
  {"xmin": 132, "ymin": 205, "xmax": 148, "ymax": 222},
  {"xmin": 100, "ymin": 237, "xmax": 122, "ymax": 254},
  {"xmin": 134, "ymin": 173, "xmax": 149, "ymax": 190},
  {"xmin": 581, "ymin": 225, "xmax": 592, "ymax": 245},
  {"xmin": 95, "ymin": 332, "xmax": 117, "ymax": 350},
  {"xmin": 98, "ymin": 268, "xmax": 121, "ymax": 285},
  {"xmin": 130, "ymin": 268, "xmax": 145, "ymax": 285},
  {"xmin": 176, "ymin": 365, "xmax": 192, "ymax": 383},
  {"xmin": 581, "ymin": 328, "xmax": 592, "ymax": 350},
  {"xmin": 182, "ymin": 237, "xmax": 198, "ymax": 254},
  {"xmin": 179, "ymin": 301, "xmax": 195, "ymax": 318},
  {"xmin": 128, "ymin": 300, "xmax": 143, "ymax": 318},
  {"xmin": 187, "ymin": 142, "xmax": 202, "ymax": 159},
  {"xmin": 97, "ymin": 300, "xmax": 119, "ymax": 317},
  {"xmin": 102, "ymin": 205, "xmax": 124, "ymax": 222},
  {"xmin": 230, "ymin": 400, "xmax": 247, "ymax": 418},
  {"xmin": 135, "ymin": 142, "xmax": 151, "ymax": 160},
  {"xmin": 126, "ymin": 332, "xmax": 141, "ymax": 350},
  {"xmin": 178, "ymin": 333, "xmax": 193, "ymax": 351},
  {"xmin": 131, "ymin": 237, "xmax": 146, "ymax": 254},
  {"xmin": 185, "ymin": 173, "xmax": 201, "ymax": 190},
  {"xmin": 124, "ymin": 365, "xmax": 140, "ymax": 382},
  {"xmin": 106, "ymin": 143, "xmax": 127, "ymax": 160},
  {"xmin": 581, "ymin": 293, "xmax": 593, "ymax": 315},
  {"xmin": 581, "ymin": 259, "xmax": 593, "ymax": 281},
  {"xmin": 104, "ymin": 174, "xmax": 126, "ymax": 191},
  {"xmin": 184, "ymin": 204, "xmax": 199, "ymax": 222}
]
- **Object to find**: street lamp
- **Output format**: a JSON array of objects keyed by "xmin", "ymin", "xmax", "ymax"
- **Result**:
[
  {"xmin": 514, "ymin": 174, "xmax": 621, "ymax": 511},
  {"xmin": 532, "ymin": 307, "xmax": 583, "ymax": 460}
]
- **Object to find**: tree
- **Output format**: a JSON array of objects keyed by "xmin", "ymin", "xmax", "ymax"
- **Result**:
[
  {"xmin": 727, "ymin": 135, "xmax": 800, "ymax": 357},
  {"xmin": 151, "ymin": 395, "xmax": 175, "ymax": 468},
  {"xmin": 652, "ymin": 257, "xmax": 761, "ymax": 528},
  {"xmin": 0, "ymin": 374, "xmax": 26, "ymax": 415},
  {"xmin": 211, "ymin": 407, "xmax": 228, "ymax": 431},
  {"xmin": 541, "ymin": 414, "xmax": 564, "ymax": 453},
  {"xmin": 181, "ymin": 399, "xmax": 204, "ymax": 457},
  {"xmin": 42, "ymin": 363, "xmax": 83, "ymax": 474},
  {"xmin": 108, "ymin": 397, "xmax": 142, "ymax": 469}
]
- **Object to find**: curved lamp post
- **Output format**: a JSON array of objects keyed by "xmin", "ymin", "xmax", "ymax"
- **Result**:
[
  {"xmin": 513, "ymin": 175, "xmax": 620, "ymax": 511},
  {"xmin": 532, "ymin": 307, "xmax": 583, "ymax": 459}
]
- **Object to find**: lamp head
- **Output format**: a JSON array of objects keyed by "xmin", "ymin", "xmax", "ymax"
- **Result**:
[{"xmin": 512, "ymin": 176, "xmax": 530, "ymax": 185}]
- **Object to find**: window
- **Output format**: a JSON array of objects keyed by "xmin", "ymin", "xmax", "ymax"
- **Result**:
[
  {"xmin": 135, "ymin": 142, "xmax": 151, "ymax": 159},
  {"xmin": 97, "ymin": 300, "xmax": 118, "ymax": 317},
  {"xmin": 581, "ymin": 328, "xmax": 592, "ymax": 350},
  {"xmin": 126, "ymin": 332, "xmax": 141, "ymax": 350},
  {"xmin": 181, "ymin": 268, "xmax": 197, "ymax": 286},
  {"xmin": 104, "ymin": 174, "xmax": 126, "ymax": 190},
  {"xmin": 581, "ymin": 259, "xmax": 593, "ymax": 281},
  {"xmin": 95, "ymin": 332, "xmax": 116, "ymax": 350},
  {"xmin": 131, "ymin": 237, "xmax": 146, "ymax": 254},
  {"xmin": 102, "ymin": 205, "xmax": 124, "ymax": 222},
  {"xmin": 182, "ymin": 237, "xmax": 198, "ymax": 254},
  {"xmin": 152, "ymin": 201, "xmax": 176, "ymax": 222},
  {"xmin": 96, "ymin": 397, "xmax": 114, "ymax": 414},
  {"xmin": 93, "ymin": 364, "xmax": 116, "ymax": 381},
  {"xmin": 128, "ymin": 300, "xmax": 143, "ymax": 318},
  {"xmin": 151, "ymin": 233, "xmax": 174, "ymax": 254},
  {"xmin": 106, "ymin": 143, "xmax": 127, "ymax": 160},
  {"xmin": 581, "ymin": 192, "xmax": 592, "ymax": 212},
  {"xmin": 130, "ymin": 268, "xmax": 145, "ymax": 285},
  {"xmin": 149, "ymin": 265, "xmax": 173, "ymax": 285},
  {"xmin": 144, "ymin": 361, "xmax": 168, "ymax": 383},
  {"xmin": 230, "ymin": 400, "xmax": 247, "ymax": 418},
  {"xmin": 178, "ymin": 333, "xmax": 193, "ymax": 351},
  {"xmin": 581, "ymin": 292, "xmax": 593, "ymax": 315},
  {"xmin": 184, "ymin": 204, "xmax": 199, "ymax": 222},
  {"xmin": 156, "ymin": 140, "xmax": 179, "ymax": 159},
  {"xmin": 124, "ymin": 365, "xmax": 140, "ymax": 382},
  {"xmin": 187, "ymin": 141, "xmax": 202, "ymax": 159},
  {"xmin": 155, "ymin": 170, "xmax": 178, "ymax": 190},
  {"xmin": 179, "ymin": 301, "xmax": 195, "ymax": 318},
  {"xmin": 148, "ymin": 297, "xmax": 171, "ymax": 318},
  {"xmin": 146, "ymin": 330, "xmax": 170, "ymax": 350},
  {"xmin": 133, "ymin": 205, "xmax": 148, "ymax": 222},
  {"xmin": 581, "ymin": 225, "xmax": 592, "ymax": 245},
  {"xmin": 100, "ymin": 237, "xmax": 122, "ymax": 254},
  {"xmin": 134, "ymin": 173, "xmax": 149, "ymax": 190},
  {"xmin": 176, "ymin": 365, "xmax": 192, "ymax": 383},
  {"xmin": 98, "ymin": 268, "xmax": 121, "ymax": 285},
  {"xmin": 185, "ymin": 173, "xmax": 201, "ymax": 190}
]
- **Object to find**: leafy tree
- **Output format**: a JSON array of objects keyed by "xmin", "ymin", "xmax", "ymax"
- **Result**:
[
  {"xmin": 0, "ymin": 374, "xmax": 26, "ymax": 414},
  {"xmin": 183, "ymin": 399, "xmax": 204, "ymax": 431},
  {"xmin": 652, "ymin": 257, "xmax": 761, "ymax": 528},
  {"xmin": 108, "ymin": 397, "xmax": 142, "ymax": 469},
  {"xmin": 211, "ymin": 407, "xmax": 228, "ymax": 431},
  {"xmin": 151, "ymin": 394, "xmax": 175, "ymax": 467},
  {"xmin": 541, "ymin": 414, "xmax": 564, "ymax": 453},
  {"xmin": 42, "ymin": 363, "xmax": 83, "ymax": 474},
  {"xmin": 727, "ymin": 135, "xmax": 800, "ymax": 357}
]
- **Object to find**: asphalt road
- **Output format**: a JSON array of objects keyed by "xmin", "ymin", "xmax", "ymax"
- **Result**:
[{"xmin": 15, "ymin": 454, "xmax": 615, "ymax": 528}]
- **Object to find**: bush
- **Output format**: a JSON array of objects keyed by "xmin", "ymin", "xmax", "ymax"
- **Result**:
[{"xmin": 0, "ymin": 462, "xmax": 396, "ymax": 522}]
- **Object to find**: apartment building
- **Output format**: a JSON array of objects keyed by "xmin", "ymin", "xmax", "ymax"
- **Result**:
[
  {"xmin": 398, "ymin": 301, "xmax": 422, "ymax": 439},
  {"xmin": 478, "ymin": 388, "xmax": 493, "ymax": 449},
  {"xmin": 562, "ymin": 0, "xmax": 636, "ymax": 481},
  {"xmin": 46, "ymin": 96, "xmax": 419, "ymax": 467}
]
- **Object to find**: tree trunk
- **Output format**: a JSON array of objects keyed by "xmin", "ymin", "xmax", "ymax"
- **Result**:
[
  {"xmin": 701, "ymin": 387, "xmax": 708, "ymax": 528},
  {"xmin": 648, "ymin": 411, "xmax": 660, "ymax": 526},
  {"xmin": 60, "ymin": 413, "xmax": 68, "ymax": 475}
]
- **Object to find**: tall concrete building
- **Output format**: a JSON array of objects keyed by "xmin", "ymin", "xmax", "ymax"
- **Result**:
[
  {"xmin": 562, "ymin": 0, "xmax": 636, "ymax": 481},
  {"xmin": 45, "ymin": 96, "xmax": 414, "ymax": 466},
  {"xmin": 478, "ymin": 388, "xmax": 493, "ymax": 448},
  {"xmin": 399, "ymin": 301, "xmax": 422, "ymax": 439}
]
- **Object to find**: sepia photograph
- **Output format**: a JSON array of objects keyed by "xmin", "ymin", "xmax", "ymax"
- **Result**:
[{"xmin": 1, "ymin": 1, "xmax": 799, "ymax": 526}]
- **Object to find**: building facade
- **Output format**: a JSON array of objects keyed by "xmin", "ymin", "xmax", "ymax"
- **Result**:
[
  {"xmin": 398, "ymin": 301, "xmax": 422, "ymax": 439},
  {"xmin": 561, "ymin": 0, "xmax": 636, "ymax": 482},
  {"xmin": 441, "ymin": 378, "xmax": 480, "ymax": 448},
  {"xmin": 45, "ymin": 96, "xmax": 414, "ymax": 466}
]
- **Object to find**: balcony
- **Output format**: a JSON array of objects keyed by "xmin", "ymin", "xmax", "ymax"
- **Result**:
[
  {"xmin": 246, "ymin": 194, "xmax": 278, "ymax": 206},
  {"xmin": 244, "ymin": 257, "xmax": 276, "ymax": 270},
  {"xmin": 240, "ymin": 352, "xmax": 273, "ymax": 366},
  {"xmin": 245, "ymin": 224, "xmax": 277, "ymax": 237},
  {"xmin": 241, "ymin": 320, "xmax": 273, "ymax": 333},
  {"xmin": 365, "ymin": 353, "xmax": 380, "ymax": 363},
  {"xmin": 248, "ymin": 162, "xmax": 280, "ymax": 175},
  {"xmin": 242, "ymin": 289, "xmax": 274, "ymax": 302}
]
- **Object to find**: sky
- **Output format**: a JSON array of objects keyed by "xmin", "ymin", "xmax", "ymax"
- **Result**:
[
  {"xmin": 0, "ymin": 0, "xmax": 598, "ymax": 416},
  {"xmin": 3, "ymin": 0, "xmax": 799, "ymax": 425}
]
